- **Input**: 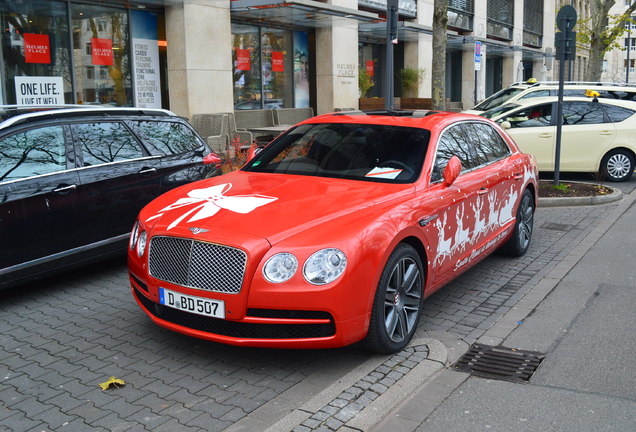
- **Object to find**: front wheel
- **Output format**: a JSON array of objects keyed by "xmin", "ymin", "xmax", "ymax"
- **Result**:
[
  {"xmin": 365, "ymin": 244, "xmax": 424, "ymax": 354},
  {"xmin": 601, "ymin": 149, "xmax": 634, "ymax": 182},
  {"xmin": 500, "ymin": 188, "xmax": 534, "ymax": 257}
]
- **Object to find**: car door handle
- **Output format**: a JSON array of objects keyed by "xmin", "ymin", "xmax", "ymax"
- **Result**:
[
  {"xmin": 599, "ymin": 131, "xmax": 612, "ymax": 135},
  {"xmin": 53, "ymin": 184, "xmax": 77, "ymax": 193},
  {"xmin": 418, "ymin": 215, "xmax": 438, "ymax": 227},
  {"xmin": 514, "ymin": 172, "xmax": 524, "ymax": 181},
  {"xmin": 539, "ymin": 133, "xmax": 552, "ymax": 138},
  {"xmin": 477, "ymin": 187, "xmax": 488, "ymax": 195},
  {"xmin": 138, "ymin": 167, "xmax": 157, "ymax": 175}
]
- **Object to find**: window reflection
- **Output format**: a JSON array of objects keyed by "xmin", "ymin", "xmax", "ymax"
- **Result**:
[
  {"xmin": 74, "ymin": 122, "xmax": 142, "ymax": 165},
  {"xmin": 135, "ymin": 121, "xmax": 202, "ymax": 155},
  {"xmin": 0, "ymin": 126, "xmax": 66, "ymax": 181}
]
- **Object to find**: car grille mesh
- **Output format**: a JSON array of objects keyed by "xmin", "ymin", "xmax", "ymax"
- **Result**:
[{"xmin": 148, "ymin": 236, "xmax": 246, "ymax": 294}]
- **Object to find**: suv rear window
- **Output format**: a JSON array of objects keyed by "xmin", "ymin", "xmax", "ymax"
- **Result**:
[
  {"xmin": 0, "ymin": 126, "xmax": 66, "ymax": 182},
  {"xmin": 133, "ymin": 120, "xmax": 203, "ymax": 155}
]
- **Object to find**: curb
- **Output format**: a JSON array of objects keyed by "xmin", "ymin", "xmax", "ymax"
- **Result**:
[{"xmin": 538, "ymin": 184, "xmax": 623, "ymax": 207}]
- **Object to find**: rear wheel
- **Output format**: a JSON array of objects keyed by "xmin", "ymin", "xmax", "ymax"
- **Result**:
[
  {"xmin": 601, "ymin": 149, "xmax": 634, "ymax": 182},
  {"xmin": 500, "ymin": 188, "xmax": 534, "ymax": 257},
  {"xmin": 365, "ymin": 244, "xmax": 424, "ymax": 354}
]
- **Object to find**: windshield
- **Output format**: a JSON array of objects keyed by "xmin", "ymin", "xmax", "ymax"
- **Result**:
[
  {"xmin": 480, "ymin": 103, "xmax": 522, "ymax": 120},
  {"xmin": 474, "ymin": 87, "xmax": 527, "ymax": 111},
  {"xmin": 244, "ymin": 122, "xmax": 429, "ymax": 183}
]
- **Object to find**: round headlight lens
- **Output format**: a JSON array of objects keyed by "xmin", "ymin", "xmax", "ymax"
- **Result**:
[
  {"xmin": 263, "ymin": 253, "xmax": 298, "ymax": 283},
  {"xmin": 303, "ymin": 248, "xmax": 347, "ymax": 285},
  {"xmin": 129, "ymin": 221, "xmax": 139, "ymax": 250},
  {"xmin": 136, "ymin": 231, "xmax": 147, "ymax": 257}
]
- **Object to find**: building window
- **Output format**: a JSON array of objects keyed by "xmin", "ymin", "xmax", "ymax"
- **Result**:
[
  {"xmin": 447, "ymin": 0, "xmax": 474, "ymax": 32},
  {"xmin": 523, "ymin": 0, "xmax": 543, "ymax": 47},
  {"xmin": 487, "ymin": 0, "xmax": 514, "ymax": 41},
  {"xmin": 231, "ymin": 23, "xmax": 310, "ymax": 110},
  {"xmin": 86, "ymin": 67, "xmax": 95, "ymax": 79},
  {"xmin": 624, "ymin": 59, "xmax": 635, "ymax": 73}
]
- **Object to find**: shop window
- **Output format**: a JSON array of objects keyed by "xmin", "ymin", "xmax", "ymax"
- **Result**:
[
  {"xmin": 232, "ymin": 24, "xmax": 309, "ymax": 109},
  {"xmin": 71, "ymin": 3, "xmax": 133, "ymax": 106},
  {"xmin": 0, "ymin": 0, "xmax": 73, "ymax": 104},
  {"xmin": 86, "ymin": 67, "xmax": 95, "ymax": 80}
]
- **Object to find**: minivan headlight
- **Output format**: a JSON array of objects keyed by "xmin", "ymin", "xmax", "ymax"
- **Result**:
[{"xmin": 303, "ymin": 249, "xmax": 347, "ymax": 285}]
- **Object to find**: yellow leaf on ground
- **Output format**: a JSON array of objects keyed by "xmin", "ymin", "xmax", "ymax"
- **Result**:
[{"xmin": 99, "ymin": 376, "xmax": 126, "ymax": 391}]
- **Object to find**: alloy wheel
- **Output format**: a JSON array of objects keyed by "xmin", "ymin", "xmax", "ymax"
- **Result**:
[
  {"xmin": 518, "ymin": 193, "xmax": 534, "ymax": 250},
  {"xmin": 383, "ymin": 256, "xmax": 422, "ymax": 343},
  {"xmin": 606, "ymin": 153, "xmax": 632, "ymax": 180}
]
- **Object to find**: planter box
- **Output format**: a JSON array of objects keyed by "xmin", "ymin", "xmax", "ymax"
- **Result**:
[
  {"xmin": 359, "ymin": 98, "xmax": 401, "ymax": 110},
  {"xmin": 400, "ymin": 97, "xmax": 433, "ymax": 109},
  {"xmin": 358, "ymin": 97, "xmax": 433, "ymax": 110}
]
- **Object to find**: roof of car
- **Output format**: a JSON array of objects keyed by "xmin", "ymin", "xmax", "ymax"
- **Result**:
[
  {"xmin": 0, "ymin": 105, "xmax": 177, "ymax": 130},
  {"xmin": 306, "ymin": 109, "xmax": 487, "ymax": 129},
  {"xmin": 486, "ymin": 96, "xmax": 636, "ymax": 120}
]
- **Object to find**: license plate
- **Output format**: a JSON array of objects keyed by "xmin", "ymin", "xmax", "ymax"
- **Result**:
[{"xmin": 159, "ymin": 288, "xmax": 225, "ymax": 319}]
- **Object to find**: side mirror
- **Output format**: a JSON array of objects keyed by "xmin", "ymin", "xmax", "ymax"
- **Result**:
[
  {"xmin": 443, "ymin": 156, "xmax": 462, "ymax": 186},
  {"xmin": 500, "ymin": 121, "xmax": 511, "ymax": 130}
]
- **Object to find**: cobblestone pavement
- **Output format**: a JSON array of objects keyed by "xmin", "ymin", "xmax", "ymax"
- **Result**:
[{"xmin": 0, "ymin": 200, "xmax": 620, "ymax": 432}]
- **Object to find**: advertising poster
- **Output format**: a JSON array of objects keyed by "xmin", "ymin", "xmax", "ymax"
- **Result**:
[
  {"xmin": 24, "ymin": 33, "xmax": 51, "ymax": 64},
  {"xmin": 272, "ymin": 51, "xmax": 284, "ymax": 72},
  {"xmin": 14, "ymin": 76, "xmax": 64, "ymax": 105},
  {"xmin": 236, "ymin": 49, "xmax": 251, "ymax": 71},
  {"xmin": 91, "ymin": 38, "xmax": 113, "ymax": 66},
  {"xmin": 293, "ymin": 31, "xmax": 309, "ymax": 108},
  {"xmin": 132, "ymin": 10, "xmax": 162, "ymax": 108},
  {"xmin": 366, "ymin": 60, "xmax": 374, "ymax": 76}
]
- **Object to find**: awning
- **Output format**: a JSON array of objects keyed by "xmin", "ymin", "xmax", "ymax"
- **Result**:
[
  {"xmin": 359, "ymin": 21, "xmax": 432, "ymax": 43},
  {"xmin": 446, "ymin": 35, "xmax": 548, "ymax": 59},
  {"xmin": 231, "ymin": 0, "xmax": 381, "ymax": 28}
]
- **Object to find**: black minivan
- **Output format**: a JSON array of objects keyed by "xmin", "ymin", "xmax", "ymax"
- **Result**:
[{"xmin": 0, "ymin": 106, "xmax": 220, "ymax": 288}]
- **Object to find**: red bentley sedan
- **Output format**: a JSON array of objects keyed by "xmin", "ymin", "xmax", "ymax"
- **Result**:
[{"xmin": 129, "ymin": 110, "xmax": 537, "ymax": 353}]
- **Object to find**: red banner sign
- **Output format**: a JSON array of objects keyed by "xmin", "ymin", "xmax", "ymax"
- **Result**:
[
  {"xmin": 236, "ymin": 49, "xmax": 251, "ymax": 71},
  {"xmin": 366, "ymin": 60, "xmax": 374, "ymax": 77},
  {"xmin": 91, "ymin": 38, "xmax": 113, "ymax": 66},
  {"xmin": 24, "ymin": 33, "xmax": 51, "ymax": 64},
  {"xmin": 272, "ymin": 51, "xmax": 284, "ymax": 72}
]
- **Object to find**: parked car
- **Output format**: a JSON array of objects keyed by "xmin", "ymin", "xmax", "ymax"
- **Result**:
[
  {"xmin": 464, "ymin": 80, "xmax": 636, "ymax": 114},
  {"xmin": 0, "ymin": 106, "xmax": 220, "ymax": 288},
  {"xmin": 481, "ymin": 96, "xmax": 636, "ymax": 181},
  {"xmin": 129, "ymin": 110, "xmax": 537, "ymax": 353}
]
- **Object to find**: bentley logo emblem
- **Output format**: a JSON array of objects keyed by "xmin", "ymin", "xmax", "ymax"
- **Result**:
[{"xmin": 189, "ymin": 227, "xmax": 209, "ymax": 235}]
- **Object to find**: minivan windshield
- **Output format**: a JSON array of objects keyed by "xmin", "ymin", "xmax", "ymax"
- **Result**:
[
  {"xmin": 244, "ymin": 122, "xmax": 429, "ymax": 183},
  {"xmin": 474, "ymin": 87, "xmax": 526, "ymax": 111}
]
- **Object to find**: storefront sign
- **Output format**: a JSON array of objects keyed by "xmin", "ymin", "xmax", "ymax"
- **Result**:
[
  {"xmin": 92, "ymin": 38, "xmax": 114, "ymax": 66},
  {"xmin": 236, "ymin": 49, "xmax": 251, "ymax": 71},
  {"xmin": 14, "ymin": 76, "xmax": 64, "ymax": 105},
  {"xmin": 366, "ymin": 60, "xmax": 374, "ymax": 77},
  {"xmin": 133, "ymin": 39, "xmax": 161, "ymax": 108},
  {"xmin": 336, "ymin": 63, "xmax": 356, "ymax": 78},
  {"xmin": 272, "ymin": 51, "xmax": 284, "ymax": 72},
  {"xmin": 24, "ymin": 33, "xmax": 51, "ymax": 64}
]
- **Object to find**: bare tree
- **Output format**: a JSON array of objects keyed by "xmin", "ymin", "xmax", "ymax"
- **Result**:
[
  {"xmin": 580, "ymin": 0, "xmax": 636, "ymax": 80},
  {"xmin": 432, "ymin": 0, "xmax": 447, "ymax": 110}
]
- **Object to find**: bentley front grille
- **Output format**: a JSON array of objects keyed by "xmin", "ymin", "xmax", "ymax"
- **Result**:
[{"xmin": 148, "ymin": 236, "xmax": 247, "ymax": 294}]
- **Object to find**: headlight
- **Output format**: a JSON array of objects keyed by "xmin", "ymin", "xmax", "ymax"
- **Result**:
[
  {"xmin": 303, "ymin": 248, "xmax": 347, "ymax": 285},
  {"xmin": 263, "ymin": 253, "xmax": 298, "ymax": 283},
  {"xmin": 136, "ymin": 231, "xmax": 147, "ymax": 257},
  {"xmin": 129, "ymin": 221, "xmax": 139, "ymax": 250}
]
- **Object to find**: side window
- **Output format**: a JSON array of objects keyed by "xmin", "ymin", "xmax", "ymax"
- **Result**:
[
  {"xmin": 464, "ymin": 123, "xmax": 511, "ymax": 166},
  {"xmin": 133, "ymin": 121, "xmax": 203, "ymax": 155},
  {"xmin": 519, "ymin": 90, "xmax": 549, "ymax": 99},
  {"xmin": 72, "ymin": 122, "xmax": 144, "ymax": 166},
  {"xmin": 503, "ymin": 104, "xmax": 552, "ymax": 128},
  {"xmin": 562, "ymin": 102, "xmax": 606, "ymax": 125},
  {"xmin": 0, "ymin": 126, "xmax": 66, "ymax": 182},
  {"xmin": 601, "ymin": 104, "xmax": 635, "ymax": 123},
  {"xmin": 431, "ymin": 125, "xmax": 476, "ymax": 182}
]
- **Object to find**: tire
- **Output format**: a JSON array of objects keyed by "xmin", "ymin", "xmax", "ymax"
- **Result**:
[
  {"xmin": 365, "ymin": 244, "xmax": 424, "ymax": 354},
  {"xmin": 601, "ymin": 149, "xmax": 635, "ymax": 182},
  {"xmin": 500, "ymin": 188, "xmax": 534, "ymax": 257}
]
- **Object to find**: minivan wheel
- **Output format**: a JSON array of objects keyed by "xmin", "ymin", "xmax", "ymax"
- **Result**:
[{"xmin": 601, "ymin": 149, "xmax": 635, "ymax": 182}]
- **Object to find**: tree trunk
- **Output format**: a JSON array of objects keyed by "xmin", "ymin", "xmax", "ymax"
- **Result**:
[
  {"xmin": 432, "ymin": 0, "xmax": 448, "ymax": 111},
  {"xmin": 586, "ymin": 1, "xmax": 615, "ymax": 81}
]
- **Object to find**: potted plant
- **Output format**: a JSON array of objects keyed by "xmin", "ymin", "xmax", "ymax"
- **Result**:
[
  {"xmin": 399, "ymin": 68, "xmax": 431, "ymax": 109},
  {"xmin": 359, "ymin": 69, "xmax": 374, "ymax": 98}
]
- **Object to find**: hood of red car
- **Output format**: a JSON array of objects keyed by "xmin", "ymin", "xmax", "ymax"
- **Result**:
[{"xmin": 140, "ymin": 170, "xmax": 414, "ymax": 245}]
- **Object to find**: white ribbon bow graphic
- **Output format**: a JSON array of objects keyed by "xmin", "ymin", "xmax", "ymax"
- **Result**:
[{"xmin": 146, "ymin": 183, "xmax": 277, "ymax": 230}]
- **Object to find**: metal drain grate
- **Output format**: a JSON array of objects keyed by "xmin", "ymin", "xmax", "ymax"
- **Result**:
[{"xmin": 454, "ymin": 344, "xmax": 545, "ymax": 383}]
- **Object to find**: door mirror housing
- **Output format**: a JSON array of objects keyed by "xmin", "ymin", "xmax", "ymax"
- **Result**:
[
  {"xmin": 500, "ymin": 121, "xmax": 512, "ymax": 130},
  {"xmin": 443, "ymin": 156, "xmax": 462, "ymax": 186}
]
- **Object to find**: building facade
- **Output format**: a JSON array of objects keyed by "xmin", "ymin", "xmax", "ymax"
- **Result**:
[
  {"xmin": 602, "ymin": 0, "xmax": 636, "ymax": 84},
  {"xmin": 1, "ymin": 0, "xmax": 560, "ymax": 118}
]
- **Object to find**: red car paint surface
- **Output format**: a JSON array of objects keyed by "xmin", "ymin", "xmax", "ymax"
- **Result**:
[{"xmin": 129, "ymin": 111, "xmax": 538, "ymax": 353}]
